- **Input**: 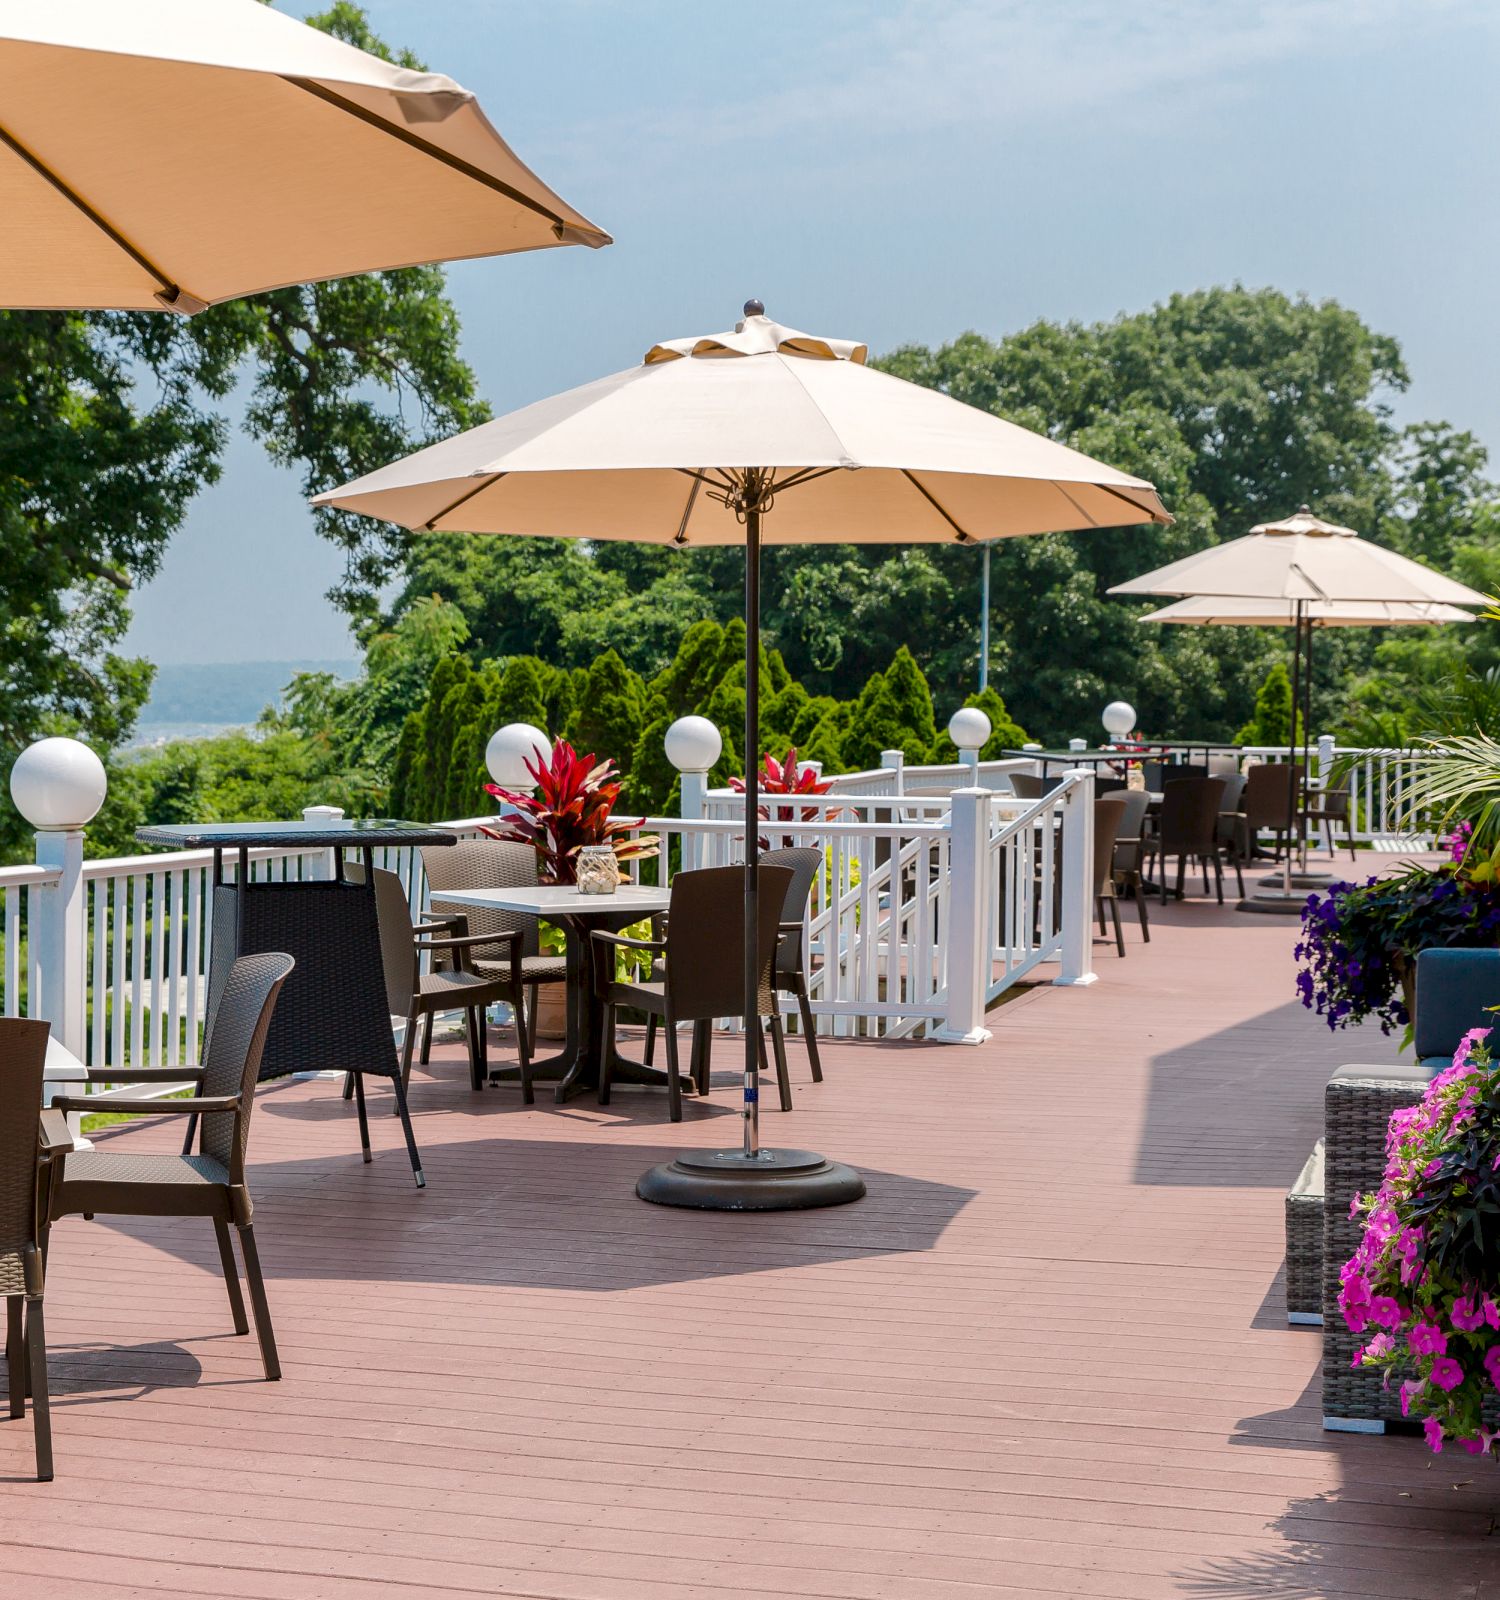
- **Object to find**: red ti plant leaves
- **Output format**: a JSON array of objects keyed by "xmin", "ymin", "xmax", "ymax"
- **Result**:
[
  {"xmin": 481, "ymin": 740, "xmax": 659, "ymax": 884},
  {"xmin": 729, "ymin": 747, "xmax": 838, "ymax": 843}
]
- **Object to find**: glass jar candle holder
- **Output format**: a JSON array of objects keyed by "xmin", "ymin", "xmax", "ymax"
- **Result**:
[{"xmin": 575, "ymin": 844, "xmax": 619, "ymax": 895}]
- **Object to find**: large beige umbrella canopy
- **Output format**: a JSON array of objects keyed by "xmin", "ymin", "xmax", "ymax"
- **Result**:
[
  {"xmin": 318, "ymin": 302, "xmax": 1172, "ymax": 1208},
  {"xmin": 1109, "ymin": 506, "xmax": 1488, "ymax": 606},
  {"xmin": 0, "ymin": 0, "xmax": 608, "ymax": 313},
  {"xmin": 316, "ymin": 307, "xmax": 1170, "ymax": 540},
  {"xmin": 1138, "ymin": 595, "xmax": 1476, "ymax": 627}
]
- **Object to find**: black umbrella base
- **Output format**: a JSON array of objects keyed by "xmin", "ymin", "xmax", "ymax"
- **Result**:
[
  {"xmin": 1258, "ymin": 870, "xmax": 1333, "ymax": 889},
  {"xmin": 1237, "ymin": 890, "xmax": 1310, "ymax": 916},
  {"xmin": 636, "ymin": 1147, "xmax": 867, "ymax": 1211}
]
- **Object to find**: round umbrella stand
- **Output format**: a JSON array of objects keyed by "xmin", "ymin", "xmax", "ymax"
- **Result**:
[
  {"xmin": 1237, "ymin": 888, "xmax": 1311, "ymax": 916},
  {"xmin": 637, "ymin": 1147, "xmax": 865, "ymax": 1211}
]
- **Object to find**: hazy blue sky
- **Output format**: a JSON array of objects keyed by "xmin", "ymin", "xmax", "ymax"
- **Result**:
[{"xmin": 123, "ymin": 0, "xmax": 1500, "ymax": 665}]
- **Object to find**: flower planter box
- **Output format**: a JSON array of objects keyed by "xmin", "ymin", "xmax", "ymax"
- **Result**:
[{"xmin": 1285, "ymin": 1141, "xmax": 1324, "ymax": 1325}]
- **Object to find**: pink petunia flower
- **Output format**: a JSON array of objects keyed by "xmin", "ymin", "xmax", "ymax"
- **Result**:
[
  {"xmin": 1450, "ymin": 1295, "xmax": 1486, "ymax": 1333},
  {"xmin": 1400, "ymin": 1378, "xmax": 1424, "ymax": 1418},
  {"xmin": 1424, "ymin": 1415, "xmax": 1445, "ymax": 1453},
  {"xmin": 1369, "ymin": 1296, "xmax": 1405, "ymax": 1330},
  {"xmin": 1409, "ymin": 1322, "xmax": 1448, "ymax": 1357},
  {"xmin": 1429, "ymin": 1356, "xmax": 1465, "ymax": 1392}
]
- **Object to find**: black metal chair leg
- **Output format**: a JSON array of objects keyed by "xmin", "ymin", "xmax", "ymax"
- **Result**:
[
  {"xmin": 213, "ymin": 1217, "xmax": 250, "ymax": 1335},
  {"xmin": 25, "ymin": 1297, "xmax": 52, "ymax": 1481},
  {"xmin": 662, "ymin": 1013, "xmax": 682, "ymax": 1122},
  {"xmin": 181, "ymin": 1112, "xmax": 198, "ymax": 1154},
  {"xmin": 341, "ymin": 1070, "xmax": 355, "ymax": 1102},
  {"xmin": 390, "ymin": 1071, "xmax": 425, "ymax": 1188},
  {"xmin": 1110, "ymin": 897, "xmax": 1125, "ymax": 958},
  {"xmin": 795, "ymin": 985, "xmax": 823, "ymax": 1082},
  {"xmin": 6, "ymin": 1297, "xmax": 22, "ymax": 1419},
  {"xmin": 767, "ymin": 1012, "xmax": 792, "ymax": 1111},
  {"xmin": 352, "ymin": 1070, "xmax": 372, "ymax": 1165},
  {"xmin": 644, "ymin": 1012, "xmax": 657, "ymax": 1066},
  {"xmin": 527, "ymin": 986, "xmax": 539, "ymax": 1055},
  {"xmin": 419, "ymin": 1009, "xmax": 435, "ymax": 1067},
  {"xmin": 1213, "ymin": 855, "xmax": 1224, "ymax": 905},
  {"xmin": 1134, "ymin": 876, "xmax": 1150, "ymax": 942},
  {"xmin": 236, "ymin": 1225, "xmax": 281, "ymax": 1382},
  {"xmin": 395, "ymin": 1005, "xmax": 419, "ymax": 1115}
]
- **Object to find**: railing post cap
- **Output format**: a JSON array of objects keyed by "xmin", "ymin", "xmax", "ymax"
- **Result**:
[
  {"xmin": 664, "ymin": 715, "xmax": 723, "ymax": 774},
  {"xmin": 10, "ymin": 736, "xmax": 107, "ymax": 829},
  {"xmin": 486, "ymin": 723, "xmax": 551, "ymax": 789},
  {"xmin": 948, "ymin": 706, "xmax": 991, "ymax": 751}
]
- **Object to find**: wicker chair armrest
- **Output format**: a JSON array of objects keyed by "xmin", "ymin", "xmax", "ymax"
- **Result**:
[
  {"xmin": 415, "ymin": 915, "xmax": 466, "ymax": 937},
  {"xmin": 778, "ymin": 921, "xmax": 803, "ymax": 934},
  {"xmin": 590, "ymin": 930, "xmax": 667, "ymax": 953},
  {"xmin": 415, "ymin": 931, "xmax": 520, "ymax": 953},
  {"xmin": 81, "ymin": 1066, "xmax": 204, "ymax": 1085},
  {"xmin": 52, "ymin": 1093, "xmax": 240, "ymax": 1116},
  {"xmin": 38, "ymin": 1108, "xmax": 73, "ymax": 1154}
]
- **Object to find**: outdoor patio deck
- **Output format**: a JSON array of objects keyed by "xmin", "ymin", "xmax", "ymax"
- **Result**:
[{"xmin": 3, "ymin": 875, "xmax": 1496, "ymax": 1598}]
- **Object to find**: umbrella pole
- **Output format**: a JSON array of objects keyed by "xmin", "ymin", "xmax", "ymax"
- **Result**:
[
  {"xmin": 743, "ymin": 506, "xmax": 762, "ymax": 1158},
  {"xmin": 634, "ymin": 472, "xmax": 864, "ymax": 1211}
]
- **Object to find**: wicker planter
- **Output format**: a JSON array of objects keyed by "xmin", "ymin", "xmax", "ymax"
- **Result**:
[{"xmin": 1285, "ymin": 1142, "xmax": 1324, "ymax": 1325}]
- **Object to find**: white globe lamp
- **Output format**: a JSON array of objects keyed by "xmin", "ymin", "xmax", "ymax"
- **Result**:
[
  {"xmin": 947, "ymin": 706, "xmax": 991, "ymax": 753},
  {"xmin": 1102, "ymin": 700, "xmax": 1136, "ymax": 741},
  {"xmin": 485, "ymin": 723, "xmax": 551, "ymax": 791},
  {"xmin": 664, "ymin": 715, "xmax": 722, "ymax": 775},
  {"xmin": 9, "ymin": 737, "xmax": 107, "ymax": 830}
]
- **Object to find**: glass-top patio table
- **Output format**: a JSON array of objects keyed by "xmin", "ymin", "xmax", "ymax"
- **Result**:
[{"xmin": 430, "ymin": 882, "xmax": 673, "ymax": 1106}]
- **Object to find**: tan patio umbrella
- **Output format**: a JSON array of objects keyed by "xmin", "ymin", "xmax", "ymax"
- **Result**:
[
  {"xmin": 1119, "ymin": 519, "xmax": 1484, "ymax": 909},
  {"xmin": 0, "ymin": 0, "xmax": 608, "ymax": 313},
  {"xmin": 317, "ymin": 301, "xmax": 1172, "ymax": 1208}
]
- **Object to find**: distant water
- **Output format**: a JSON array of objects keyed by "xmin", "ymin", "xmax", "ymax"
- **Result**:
[{"xmin": 126, "ymin": 659, "xmax": 358, "ymax": 750}]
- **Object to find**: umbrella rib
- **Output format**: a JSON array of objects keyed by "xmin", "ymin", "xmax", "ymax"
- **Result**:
[
  {"xmin": 901, "ymin": 470, "xmax": 976, "ymax": 543},
  {"xmin": 0, "ymin": 117, "xmax": 202, "ymax": 312},
  {"xmin": 283, "ymin": 79, "xmax": 586, "ymax": 241},
  {"xmin": 771, "ymin": 467, "xmax": 840, "ymax": 495},
  {"xmin": 1089, "ymin": 480, "xmax": 1172, "ymax": 526},
  {"xmin": 672, "ymin": 475, "xmax": 703, "ymax": 545},
  {"xmin": 422, "ymin": 474, "xmax": 504, "ymax": 530}
]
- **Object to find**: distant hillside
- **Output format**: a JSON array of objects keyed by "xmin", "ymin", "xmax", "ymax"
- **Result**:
[{"xmin": 137, "ymin": 660, "xmax": 358, "ymax": 731}]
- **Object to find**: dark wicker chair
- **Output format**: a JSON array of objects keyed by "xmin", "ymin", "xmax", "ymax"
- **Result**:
[
  {"xmin": 1239, "ymin": 762, "xmax": 1303, "ymax": 861},
  {"xmin": 644, "ymin": 846, "xmax": 828, "ymax": 1088},
  {"xmin": 1009, "ymin": 773, "xmax": 1064, "ymax": 799},
  {"xmin": 419, "ymin": 839, "xmax": 567, "ymax": 1068},
  {"xmin": 1108, "ymin": 787, "xmax": 1151, "ymax": 943},
  {"xmin": 1, "ymin": 1017, "xmax": 71, "ymax": 1480},
  {"xmin": 592, "ymin": 865, "xmax": 792, "ymax": 1122},
  {"xmin": 1145, "ymin": 777, "xmax": 1230, "ymax": 904},
  {"xmin": 52, "ymin": 952, "xmax": 293, "ymax": 1384},
  {"xmin": 361, "ymin": 864, "xmax": 534, "ymax": 1108},
  {"xmin": 1302, "ymin": 786, "xmax": 1356, "ymax": 861},
  {"xmin": 1093, "ymin": 794, "xmax": 1128, "ymax": 956}
]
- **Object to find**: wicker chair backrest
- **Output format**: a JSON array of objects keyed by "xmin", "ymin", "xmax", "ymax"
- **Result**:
[
  {"xmin": 1157, "ymin": 777, "xmax": 1226, "ymax": 855},
  {"xmin": 1092, "ymin": 796, "xmax": 1126, "ymax": 894},
  {"xmin": 1112, "ymin": 786, "xmax": 1151, "ymax": 843},
  {"xmin": 1218, "ymin": 771, "xmax": 1248, "ymax": 813},
  {"xmin": 198, "ymin": 953, "xmax": 293, "ymax": 1177},
  {"xmin": 758, "ymin": 847, "xmax": 823, "ymax": 976},
  {"xmin": 1242, "ymin": 762, "xmax": 1303, "ymax": 830},
  {"xmin": 422, "ymin": 840, "xmax": 540, "ymax": 964},
  {"xmin": 1010, "ymin": 774, "xmax": 1062, "ymax": 799},
  {"xmin": 663, "ymin": 865, "xmax": 792, "ymax": 1022},
  {"xmin": 0, "ymin": 1018, "xmax": 48, "ymax": 1258}
]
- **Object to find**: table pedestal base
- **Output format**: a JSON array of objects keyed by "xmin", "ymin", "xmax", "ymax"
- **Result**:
[{"xmin": 636, "ymin": 1147, "xmax": 866, "ymax": 1211}]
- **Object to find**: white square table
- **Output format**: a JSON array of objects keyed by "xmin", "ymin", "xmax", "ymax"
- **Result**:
[{"xmin": 430, "ymin": 883, "xmax": 672, "ymax": 1105}]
